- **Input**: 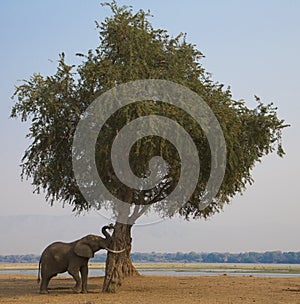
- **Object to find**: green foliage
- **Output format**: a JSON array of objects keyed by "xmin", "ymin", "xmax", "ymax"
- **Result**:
[{"xmin": 11, "ymin": 2, "xmax": 288, "ymax": 219}]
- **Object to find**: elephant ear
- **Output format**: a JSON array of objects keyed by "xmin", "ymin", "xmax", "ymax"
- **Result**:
[{"xmin": 74, "ymin": 242, "xmax": 94, "ymax": 258}]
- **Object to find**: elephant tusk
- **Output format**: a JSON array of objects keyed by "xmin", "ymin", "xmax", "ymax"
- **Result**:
[{"xmin": 105, "ymin": 247, "xmax": 125, "ymax": 254}]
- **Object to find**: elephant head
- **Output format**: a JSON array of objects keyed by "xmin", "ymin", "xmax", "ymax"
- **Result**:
[{"xmin": 73, "ymin": 225, "xmax": 124, "ymax": 258}]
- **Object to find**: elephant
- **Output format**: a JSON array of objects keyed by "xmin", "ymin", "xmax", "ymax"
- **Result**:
[{"xmin": 37, "ymin": 224, "xmax": 124, "ymax": 294}]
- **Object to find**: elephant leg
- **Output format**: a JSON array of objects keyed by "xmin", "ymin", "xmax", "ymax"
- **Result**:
[
  {"xmin": 68, "ymin": 267, "xmax": 81, "ymax": 293},
  {"xmin": 40, "ymin": 277, "xmax": 49, "ymax": 294},
  {"xmin": 80, "ymin": 265, "xmax": 88, "ymax": 293},
  {"xmin": 40, "ymin": 274, "xmax": 55, "ymax": 294}
]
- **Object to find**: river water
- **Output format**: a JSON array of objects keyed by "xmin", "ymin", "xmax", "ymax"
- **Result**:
[{"xmin": 1, "ymin": 263, "xmax": 300, "ymax": 278}]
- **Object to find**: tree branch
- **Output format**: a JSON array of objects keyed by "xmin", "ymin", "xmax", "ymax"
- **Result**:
[{"xmin": 129, "ymin": 180, "xmax": 172, "ymax": 223}]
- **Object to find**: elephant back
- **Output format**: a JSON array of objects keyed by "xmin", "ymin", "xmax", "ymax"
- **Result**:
[{"xmin": 41, "ymin": 241, "xmax": 73, "ymax": 260}]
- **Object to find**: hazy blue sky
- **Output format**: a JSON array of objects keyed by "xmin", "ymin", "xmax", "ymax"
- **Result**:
[{"xmin": 0, "ymin": 0, "xmax": 299, "ymax": 254}]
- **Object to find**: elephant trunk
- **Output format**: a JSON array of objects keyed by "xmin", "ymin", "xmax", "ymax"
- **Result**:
[{"xmin": 101, "ymin": 224, "xmax": 114, "ymax": 239}]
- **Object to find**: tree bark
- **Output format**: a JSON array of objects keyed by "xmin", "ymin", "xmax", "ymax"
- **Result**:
[
  {"xmin": 102, "ymin": 189, "xmax": 139, "ymax": 293},
  {"xmin": 102, "ymin": 222, "xmax": 139, "ymax": 293}
]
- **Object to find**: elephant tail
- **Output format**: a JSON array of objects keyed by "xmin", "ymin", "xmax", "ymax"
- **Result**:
[{"xmin": 37, "ymin": 259, "xmax": 41, "ymax": 284}]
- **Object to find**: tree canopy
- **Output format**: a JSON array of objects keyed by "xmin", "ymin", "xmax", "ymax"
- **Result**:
[{"xmin": 11, "ymin": 1, "xmax": 288, "ymax": 222}]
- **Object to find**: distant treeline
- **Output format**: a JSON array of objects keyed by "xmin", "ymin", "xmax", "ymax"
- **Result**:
[{"xmin": 1, "ymin": 251, "xmax": 300, "ymax": 264}]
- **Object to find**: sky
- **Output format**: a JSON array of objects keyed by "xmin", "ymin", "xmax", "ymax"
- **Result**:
[{"xmin": 0, "ymin": 0, "xmax": 299, "ymax": 255}]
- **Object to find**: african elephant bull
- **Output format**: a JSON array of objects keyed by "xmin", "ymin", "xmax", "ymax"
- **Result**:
[{"xmin": 38, "ymin": 224, "xmax": 123, "ymax": 294}]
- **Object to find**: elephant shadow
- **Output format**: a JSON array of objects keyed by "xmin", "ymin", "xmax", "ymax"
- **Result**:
[{"xmin": 45, "ymin": 276, "xmax": 104, "ymax": 294}]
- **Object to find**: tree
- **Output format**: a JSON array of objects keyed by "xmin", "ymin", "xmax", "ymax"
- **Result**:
[{"xmin": 11, "ymin": 2, "xmax": 288, "ymax": 292}]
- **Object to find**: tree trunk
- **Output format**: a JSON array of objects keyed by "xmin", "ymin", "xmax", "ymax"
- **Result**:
[
  {"xmin": 102, "ymin": 189, "xmax": 139, "ymax": 293},
  {"xmin": 102, "ymin": 222, "xmax": 139, "ymax": 293}
]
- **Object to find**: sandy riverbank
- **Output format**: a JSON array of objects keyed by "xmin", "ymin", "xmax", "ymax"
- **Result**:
[{"xmin": 0, "ymin": 274, "xmax": 300, "ymax": 304}]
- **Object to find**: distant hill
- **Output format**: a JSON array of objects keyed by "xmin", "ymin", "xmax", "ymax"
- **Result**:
[{"xmin": 1, "ymin": 251, "xmax": 300, "ymax": 264}]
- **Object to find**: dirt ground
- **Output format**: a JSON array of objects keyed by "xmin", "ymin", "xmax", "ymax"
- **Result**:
[{"xmin": 0, "ymin": 274, "xmax": 300, "ymax": 304}]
